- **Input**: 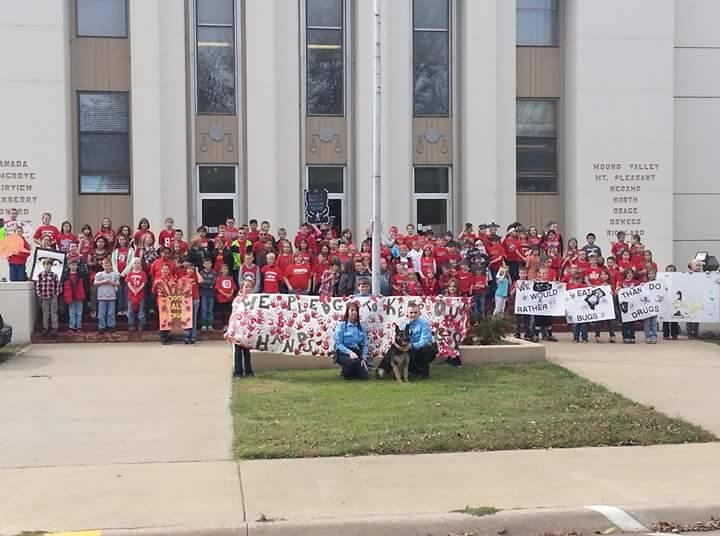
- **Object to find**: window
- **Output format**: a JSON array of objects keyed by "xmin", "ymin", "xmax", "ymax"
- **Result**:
[
  {"xmin": 197, "ymin": 166, "xmax": 238, "ymax": 232},
  {"xmin": 196, "ymin": 0, "xmax": 236, "ymax": 114},
  {"xmin": 79, "ymin": 92, "xmax": 130, "ymax": 194},
  {"xmin": 517, "ymin": 99, "xmax": 558, "ymax": 193},
  {"xmin": 307, "ymin": 167, "xmax": 345, "ymax": 232},
  {"xmin": 306, "ymin": 0, "xmax": 344, "ymax": 115},
  {"xmin": 414, "ymin": 167, "xmax": 451, "ymax": 234},
  {"xmin": 413, "ymin": 0, "xmax": 450, "ymax": 117},
  {"xmin": 517, "ymin": 0, "xmax": 558, "ymax": 46},
  {"xmin": 77, "ymin": 0, "xmax": 127, "ymax": 37}
]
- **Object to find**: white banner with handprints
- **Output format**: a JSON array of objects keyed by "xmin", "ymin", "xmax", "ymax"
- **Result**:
[
  {"xmin": 514, "ymin": 280, "xmax": 566, "ymax": 316},
  {"xmin": 564, "ymin": 285, "xmax": 616, "ymax": 324},
  {"xmin": 225, "ymin": 294, "xmax": 472, "ymax": 358},
  {"xmin": 617, "ymin": 281, "xmax": 665, "ymax": 323},
  {"xmin": 657, "ymin": 272, "xmax": 720, "ymax": 323}
]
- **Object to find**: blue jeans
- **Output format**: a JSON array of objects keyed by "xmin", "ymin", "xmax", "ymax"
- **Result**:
[
  {"xmin": 644, "ymin": 316, "xmax": 657, "ymax": 340},
  {"xmin": 200, "ymin": 295, "xmax": 215, "ymax": 328},
  {"xmin": 573, "ymin": 323, "xmax": 589, "ymax": 341},
  {"xmin": 127, "ymin": 297, "xmax": 146, "ymax": 328},
  {"xmin": 473, "ymin": 293, "xmax": 486, "ymax": 319},
  {"xmin": 68, "ymin": 300, "xmax": 84, "ymax": 329},
  {"xmin": 98, "ymin": 300, "xmax": 116, "ymax": 330},
  {"xmin": 9, "ymin": 263, "xmax": 27, "ymax": 281},
  {"xmin": 622, "ymin": 322, "xmax": 636, "ymax": 340},
  {"xmin": 117, "ymin": 278, "xmax": 128, "ymax": 312},
  {"xmin": 186, "ymin": 299, "xmax": 200, "ymax": 341}
]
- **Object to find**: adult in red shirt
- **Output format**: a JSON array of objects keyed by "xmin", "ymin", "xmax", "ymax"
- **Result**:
[
  {"xmin": 485, "ymin": 236, "xmax": 506, "ymax": 274},
  {"xmin": 261, "ymin": 252, "xmax": 282, "ymax": 294},
  {"xmin": 150, "ymin": 248, "xmax": 177, "ymax": 281},
  {"xmin": 283, "ymin": 252, "xmax": 312, "ymax": 294},
  {"xmin": 157, "ymin": 217, "xmax": 176, "ymax": 250},
  {"xmin": 133, "ymin": 217, "xmax": 155, "ymax": 247},
  {"xmin": 32, "ymin": 212, "xmax": 60, "ymax": 248}
]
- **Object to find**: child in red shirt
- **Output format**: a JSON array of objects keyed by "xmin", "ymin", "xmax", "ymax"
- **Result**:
[
  {"xmin": 150, "ymin": 248, "xmax": 177, "ymax": 281},
  {"xmin": 471, "ymin": 264, "xmax": 488, "ymax": 319},
  {"xmin": 455, "ymin": 262, "xmax": 474, "ymax": 296},
  {"xmin": 566, "ymin": 272, "xmax": 589, "ymax": 343},
  {"xmin": 126, "ymin": 258, "xmax": 148, "ymax": 331},
  {"xmin": 153, "ymin": 264, "xmax": 176, "ymax": 345},
  {"xmin": 312, "ymin": 252, "xmax": 331, "ymax": 293},
  {"xmin": 33, "ymin": 212, "xmax": 61, "ymax": 248},
  {"xmin": 283, "ymin": 252, "xmax": 312, "ymax": 294},
  {"xmin": 619, "ymin": 269, "xmax": 638, "ymax": 343},
  {"xmin": 261, "ymin": 252, "xmax": 282, "ymax": 294},
  {"xmin": 215, "ymin": 264, "xmax": 237, "ymax": 329},
  {"xmin": 57, "ymin": 221, "xmax": 78, "ymax": 253},
  {"xmin": 157, "ymin": 217, "xmax": 176, "ymax": 250},
  {"xmin": 585, "ymin": 256, "xmax": 603, "ymax": 286},
  {"xmin": 421, "ymin": 272, "xmax": 439, "ymax": 296},
  {"xmin": 94, "ymin": 217, "xmax": 117, "ymax": 249},
  {"xmin": 405, "ymin": 271, "xmax": 421, "ymax": 296},
  {"xmin": 181, "ymin": 264, "xmax": 201, "ymax": 344}
]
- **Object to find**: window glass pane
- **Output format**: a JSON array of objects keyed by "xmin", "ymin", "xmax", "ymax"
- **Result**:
[
  {"xmin": 79, "ymin": 93, "xmax": 129, "ymax": 132},
  {"xmin": 414, "ymin": 168, "xmax": 449, "ymax": 193},
  {"xmin": 202, "ymin": 199, "xmax": 235, "ymax": 229},
  {"xmin": 308, "ymin": 28, "xmax": 343, "ymax": 46},
  {"xmin": 197, "ymin": 0, "xmax": 234, "ymax": 25},
  {"xmin": 308, "ymin": 167, "xmax": 344, "ymax": 193},
  {"xmin": 307, "ymin": 43, "xmax": 343, "ymax": 115},
  {"xmin": 307, "ymin": 0, "xmax": 343, "ymax": 28},
  {"xmin": 517, "ymin": 0, "xmax": 557, "ymax": 9},
  {"xmin": 197, "ymin": 26, "xmax": 236, "ymax": 114},
  {"xmin": 328, "ymin": 198, "xmax": 343, "ymax": 234},
  {"xmin": 517, "ymin": 137, "xmax": 557, "ymax": 173},
  {"xmin": 414, "ymin": 31, "xmax": 449, "ymax": 116},
  {"xmin": 80, "ymin": 133, "xmax": 130, "ymax": 173},
  {"xmin": 416, "ymin": 199, "xmax": 448, "ymax": 235},
  {"xmin": 80, "ymin": 176, "xmax": 127, "ymax": 194},
  {"xmin": 517, "ymin": 176, "xmax": 557, "ymax": 194},
  {"xmin": 77, "ymin": 0, "xmax": 127, "ymax": 37},
  {"xmin": 517, "ymin": 100, "xmax": 556, "ymax": 137},
  {"xmin": 517, "ymin": 1, "xmax": 558, "ymax": 46},
  {"xmin": 413, "ymin": 0, "xmax": 449, "ymax": 29},
  {"xmin": 80, "ymin": 175, "xmax": 129, "ymax": 194},
  {"xmin": 199, "ymin": 167, "xmax": 236, "ymax": 194}
]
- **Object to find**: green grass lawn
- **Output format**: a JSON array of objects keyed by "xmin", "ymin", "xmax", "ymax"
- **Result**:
[
  {"xmin": 232, "ymin": 363, "xmax": 714, "ymax": 459},
  {"xmin": 0, "ymin": 344, "xmax": 24, "ymax": 364}
]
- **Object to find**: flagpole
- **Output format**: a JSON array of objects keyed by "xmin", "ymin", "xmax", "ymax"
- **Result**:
[{"xmin": 371, "ymin": 0, "xmax": 382, "ymax": 295}]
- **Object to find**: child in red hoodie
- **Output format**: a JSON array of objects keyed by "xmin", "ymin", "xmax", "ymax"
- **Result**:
[{"xmin": 63, "ymin": 259, "xmax": 86, "ymax": 332}]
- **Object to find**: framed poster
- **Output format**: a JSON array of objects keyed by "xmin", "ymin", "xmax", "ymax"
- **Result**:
[{"xmin": 30, "ymin": 248, "xmax": 66, "ymax": 282}]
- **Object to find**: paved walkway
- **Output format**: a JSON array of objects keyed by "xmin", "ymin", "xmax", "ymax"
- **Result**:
[
  {"xmin": 0, "ymin": 342, "xmax": 244, "ymax": 534},
  {"xmin": 546, "ymin": 335, "xmax": 720, "ymax": 435},
  {"xmin": 0, "ymin": 339, "xmax": 718, "ymax": 534}
]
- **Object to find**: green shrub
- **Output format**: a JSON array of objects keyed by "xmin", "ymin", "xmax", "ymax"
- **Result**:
[{"xmin": 465, "ymin": 316, "xmax": 513, "ymax": 346}]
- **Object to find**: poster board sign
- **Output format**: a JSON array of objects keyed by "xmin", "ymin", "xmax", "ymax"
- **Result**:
[
  {"xmin": 226, "ymin": 294, "xmax": 471, "ymax": 358},
  {"xmin": 157, "ymin": 278, "xmax": 194, "ymax": 333},
  {"xmin": 617, "ymin": 281, "xmax": 665, "ymax": 323},
  {"xmin": 657, "ymin": 272, "xmax": 720, "ymax": 323},
  {"xmin": 514, "ymin": 281, "xmax": 566, "ymax": 316},
  {"xmin": 30, "ymin": 247, "xmax": 65, "ymax": 282},
  {"xmin": 304, "ymin": 188, "xmax": 330, "ymax": 225},
  {"xmin": 565, "ymin": 285, "xmax": 616, "ymax": 324}
]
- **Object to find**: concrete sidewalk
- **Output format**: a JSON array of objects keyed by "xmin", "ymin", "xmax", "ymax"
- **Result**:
[
  {"xmin": 547, "ymin": 335, "xmax": 720, "ymax": 435},
  {"xmin": 1, "ymin": 340, "xmax": 719, "ymax": 535}
]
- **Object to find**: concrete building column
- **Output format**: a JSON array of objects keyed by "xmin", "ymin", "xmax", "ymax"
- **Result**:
[
  {"xmin": 244, "ymin": 0, "xmax": 301, "ymax": 230},
  {"xmin": 564, "ymin": 0, "xmax": 675, "ymax": 264},
  {"xmin": 458, "ymin": 0, "xmax": 516, "ymax": 229},
  {"xmin": 0, "ymin": 0, "xmax": 73, "ymax": 254},
  {"xmin": 130, "ymin": 0, "xmax": 189, "ymax": 234}
]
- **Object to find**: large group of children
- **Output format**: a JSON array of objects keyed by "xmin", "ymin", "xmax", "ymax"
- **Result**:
[{"xmin": 2, "ymin": 207, "xmax": 701, "ymax": 345}]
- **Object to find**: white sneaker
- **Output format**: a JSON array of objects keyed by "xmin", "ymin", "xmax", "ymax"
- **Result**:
[{"xmin": 201, "ymin": 326, "xmax": 208, "ymax": 332}]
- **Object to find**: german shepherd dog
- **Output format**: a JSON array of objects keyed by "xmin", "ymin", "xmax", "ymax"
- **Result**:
[{"xmin": 376, "ymin": 325, "xmax": 412, "ymax": 383}]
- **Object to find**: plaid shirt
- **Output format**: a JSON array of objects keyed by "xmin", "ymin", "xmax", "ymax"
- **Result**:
[{"xmin": 36, "ymin": 270, "xmax": 61, "ymax": 299}]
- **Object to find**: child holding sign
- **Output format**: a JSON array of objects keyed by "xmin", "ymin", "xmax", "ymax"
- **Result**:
[
  {"xmin": 619, "ymin": 269, "xmax": 638, "ymax": 344},
  {"xmin": 644, "ymin": 269, "xmax": 659, "ymax": 344},
  {"xmin": 566, "ymin": 271, "xmax": 589, "ymax": 343}
]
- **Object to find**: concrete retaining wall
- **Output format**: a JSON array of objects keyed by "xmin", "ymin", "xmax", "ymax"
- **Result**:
[{"xmin": 0, "ymin": 281, "xmax": 36, "ymax": 344}]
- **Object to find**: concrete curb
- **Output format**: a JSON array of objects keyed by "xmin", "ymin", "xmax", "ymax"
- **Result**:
[{"xmin": 98, "ymin": 503, "xmax": 720, "ymax": 536}]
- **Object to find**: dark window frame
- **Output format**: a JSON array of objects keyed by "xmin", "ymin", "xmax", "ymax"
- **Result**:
[
  {"xmin": 412, "ymin": 0, "xmax": 451, "ymax": 118},
  {"xmin": 516, "ymin": 98, "xmax": 559, "ymax": 194},
  {"xmin": 77, "ymin": 91, "xmax": 131, "ymax": 196},
  {"xmin": 305, "ymin": 0, "xmax": 345, "ymax": 117},
  {"xmin": 76, "ymin": 0, "xmax": 129, "ymax": 38},
  {"xmin": 516, "ymin": 0, "xmax": 559, "ymax": 48},
  {"xmin": 195, "ymin": 0, "xmax": 237, "ymax": 115}
]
